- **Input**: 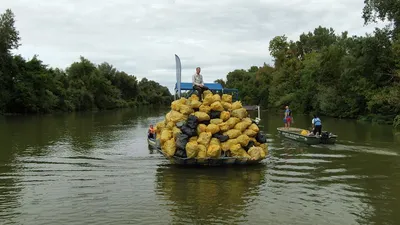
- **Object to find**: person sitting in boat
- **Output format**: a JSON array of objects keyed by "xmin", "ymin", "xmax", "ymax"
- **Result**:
[
  {"xmin": 192, "ymin": 67, "xmax": 209, "ymax": 101},
  {"xmin": 148, "ymin": 124, "xmax": 155, "ymax": 139},
  {"xmin": 284, "ymin": 105, "xmax": 293, "ymax": 128},
  {"xmin": 312, "ymin": 115, "xmax": 322, "ymax": 135}
]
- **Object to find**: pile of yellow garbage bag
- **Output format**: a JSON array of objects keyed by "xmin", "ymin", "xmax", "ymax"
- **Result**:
[{"xmin": 154, "ymin": 90, "xmax": 268, "ymax": 160}]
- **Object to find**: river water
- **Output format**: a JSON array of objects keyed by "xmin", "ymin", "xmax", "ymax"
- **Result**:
[{"xmin": 1, "ymin": 108, "xmax": 399, "ymax": 225}]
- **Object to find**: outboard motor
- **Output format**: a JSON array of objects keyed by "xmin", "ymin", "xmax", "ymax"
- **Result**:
[{"xmin": 320, "ymin": 131, "xmax": 330, "ymax": 144}]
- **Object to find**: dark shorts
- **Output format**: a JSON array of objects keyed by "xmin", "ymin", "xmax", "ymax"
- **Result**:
[{"xmin": 313, "ymin": 125, "xmax": 322, "ymax": 135}]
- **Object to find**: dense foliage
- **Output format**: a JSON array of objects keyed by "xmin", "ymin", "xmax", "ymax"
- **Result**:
[
  {"xmin": 0, "ymin": 9, "xmax": 172, "ymax": 114},
  {"xmin": 217, "ymin": 3, "xmax": 400, "ymax": 126}
]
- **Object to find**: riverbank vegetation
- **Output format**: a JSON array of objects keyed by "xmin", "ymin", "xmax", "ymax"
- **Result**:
[
  {"xmin": 216, "ymin": 0, "xmax": 400, "ymax": 127},
  {"xmin": 0, "ymin": 9, "xmax": 172, "ymax": 115}
]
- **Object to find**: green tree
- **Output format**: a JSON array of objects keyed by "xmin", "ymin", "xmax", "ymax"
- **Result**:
[{"xmin": 362, "ymin": 0, "xmax": 400, "ymax": 35}]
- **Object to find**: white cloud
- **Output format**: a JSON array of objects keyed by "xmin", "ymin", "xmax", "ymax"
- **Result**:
[{"xmin": 3, "ymin": 0, "xmax": 388, "ymax": 93}]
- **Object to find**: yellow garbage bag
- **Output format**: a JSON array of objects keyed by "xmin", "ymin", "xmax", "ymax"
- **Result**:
[
  {"xmin": 234, "ymin": 121, "xmax": 250, "ymax": 132},
  {"xmin": 230, "ymin": 144, "xmax": 241, "ymax": 153},
  {"xmin": 226, "ymin": 117, "xmax": 241, "ymax": 128},
  {"xmin": 249, "ymin": 123, "xmax": 260, "ymax": 133},
  {"xmin": 162, "ymin": 139, "xmax": 176, "ymax": 157},
  {"xmin": 202, "ymin": 94, "xmax": 214, "ymax": 106},
  {"xmin": 172, "ymin": 127, "xmax": 181, "ymax": 139},
  {"xmin": 224, "ymin": 129, "xmax": 241, "ymax": 139},
  {"xmin": 219, "ymin": 122, "xmax": 230, "ymax": 132},
  {"xmin": 237, "ymin": 134, "xmax": 250, "ymax": 147},
  {"xmin": 207, "ymin": 144, "xmax": 221, "ymax": 158},
  {"xmin": 190, "ymin": 99, "xmax": 202, "ymax": 109},
  {"xmin": 197, "ymin": 124, "xmax": 207, "ymax": 135},
  {"xmin": 231, "ymin": 101, "xmax": 242, "ymax": 110},
  {"xmin": 197, "ymin": 144, "xmax": 207, "ymax": 159},
  {"xmin": 210, "ymin": 119, "xmax": 223, "ymax": 125},
  {"xmin": 166, "ymin": 121, "xmax": 175, "ymax": 129},
  {"xmin": 194, "ymin": 111, "xmax": 210, "ymax": 122},
  {"xmin": 258, "ymin": 146, "xmax": 266, "ymax": 159},
  {"xmin": 212, "ymin": 94, "xmax": 221, "ymax": 102},
  {"xmin": 203, "ymin": 90, "xmax": 213, "ymax": 97},
  {"xmin": 210, "ymin": 137, "xmax": 220, "ymax": 145},
  {"xmin": 206, "ymin": 124, "xmax": 220, "ymax": 134},
  {"xmin": 180, "ymin": 104, "xmax": 194, "ymax": 115},
  {"xmin": 220, "ymin": 111, "xmax": 230, "ymax": 121},
  {"xmin": 185, "ymin": 141, "xmax": 199, "ymax": 158},
  {"xmin": 222, "ymin": 94, "xmax": 232, "ymax": 103},
  {"xmin": 166, "ymin": 110, "xmax": 186, "ymax": 123},
  {"xmin": 189, "ymin": 136, "xmax": 198, "ymax": 142},
  {"xmin": 260, "ymin": 143, "xmax": 268, "ymax": 156},
  {"xmin": 221, "ymin": 139, "xmax": 238, "ymax": 151},
  {"xmin": 221, "ymin": 102, "xmax": 232, "ymax": 111},
  {"xmin": 160, "ymin": 129, "xmax": 172, "ymax": 145},
  {"xmin": 156, "ymin": 131, "xmax": 161, "ymax": 140},
  {"xmin": 189, "ymin": 94, "xmax": 199, "ymax": 101},
  {"xmin": 210, "ymin": 101, "xmax": 224, "ymax": 111},
  {"xmin": 244, "ymin": 129, "xmax": 257, "ymax": 137},
  {"xmin": 242, "ymin": 118, "xmax": 253, "ymax": 127},
  {"xmin": 197, "ymin": 132, "xmax": 212, "ymax": 146},
  {"xmin": 156, "ymin": 120, "xmax": 166, "ymax": 131},
  {"xmin": 199, "ymin": 105, "xmax": 211, "ymax": 114},
  {"xmin": 301, "ymin": 130, "xmax": 308, "ymax": 136},
  {"xmin": 230, "ymin": 144, "xmax": 251, "ymax": 158},
  {"xmin": 171, "ymin": 99, "xmax": 181, "ymax": 111},
  {"xmin": 248, "ymin": 146, "xmax": 263, "ymax": 160},
  {"xmin": 231, "ymin": 108, "xmax": 248, "ymax": 119}
]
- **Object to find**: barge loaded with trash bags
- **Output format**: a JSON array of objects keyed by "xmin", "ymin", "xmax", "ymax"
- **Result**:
[{"xmin": 151, "ymin": 90, "xmax": 268, "ymax": 166}]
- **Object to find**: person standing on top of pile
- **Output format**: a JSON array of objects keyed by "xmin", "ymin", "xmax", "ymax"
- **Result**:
[{"xmin": 192, "ymin": 67, "xmax": 209, "ymax": 101}]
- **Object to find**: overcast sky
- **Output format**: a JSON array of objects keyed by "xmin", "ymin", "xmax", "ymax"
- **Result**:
[{"xmin": 3, "ymin": 0, "xmax": 387, "ymax": 93}]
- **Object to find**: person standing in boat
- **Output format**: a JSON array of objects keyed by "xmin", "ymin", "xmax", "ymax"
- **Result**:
[
  {"xmin": 148, "ymin": 124, "xmax": 155, "ymax": 139},
  {"xmin": 192, "ymin": 67, "xmax": 209, "ymax": 100},
  {"xmin": 312, "ymin": 115, "xmax": 322, "ymax": 135},
  {"xmin": 284, "ymin": 105, "xmax": 293, "ymax": 128}
]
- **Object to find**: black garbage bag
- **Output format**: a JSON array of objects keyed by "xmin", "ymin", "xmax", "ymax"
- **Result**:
[
  {"xmin": 174, "ymin": 149, "xmax": 187, "ymax": 158},
  {"xmin": 212, "ymin": 133, "xmax": 229, "ymax": 142},
  {"xmin": 176, "ymin": 133, "xmax": 190, "ymax": 150},
  {"xmin": 181, "ymin": 125, "xmax": 197, "ymax": 137},
  {"xmin": 244, "ymin": 140, "xmax": 255, "ymax": 151},
  {"xmin": 186, "ymin": 115, "xmax": 198, "ymax": 129},
  {"xmin": 200, "ymin": 120, "xmax": 210, "ymax": 126},
  {"xmin": 209, "ymin": 110, "xmax": 222, "ymax": 119},
  {"xmin": 256, "ymin": 132, "xmax": 267, "ymax": 144}
]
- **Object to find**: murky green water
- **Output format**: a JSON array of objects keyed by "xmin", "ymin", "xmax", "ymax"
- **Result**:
[{"xmin": 1, "ymin": 108, "xmax": 399, "ymax": 225}]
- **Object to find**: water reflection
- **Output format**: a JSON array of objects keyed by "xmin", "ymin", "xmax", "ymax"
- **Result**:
[{"xmin": 155, "ymin": 164, "xmax": 267, "ymax": 224}]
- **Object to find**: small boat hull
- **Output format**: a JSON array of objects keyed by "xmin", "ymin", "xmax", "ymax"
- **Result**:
[
  {"xmin": 277, "ymin": 127, "xmax": 337, "ymax": 145},
  {"xmin": 148, "ymin": 137, "xmax": 160, "ymax": 149}
]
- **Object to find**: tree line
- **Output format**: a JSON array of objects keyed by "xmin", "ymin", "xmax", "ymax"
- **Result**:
[
  {"xmin": 0, "ymin": 9, "xmax": 172, "ymax": 114},
  {"xmin": 216, "ymin": 0, "xmax": 400, "ymax": 127}
]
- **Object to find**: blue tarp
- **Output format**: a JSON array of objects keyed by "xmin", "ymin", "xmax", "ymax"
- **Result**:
[{"xmin": 175, "ymin": 82, "xmax": 224, "ymax": 91}]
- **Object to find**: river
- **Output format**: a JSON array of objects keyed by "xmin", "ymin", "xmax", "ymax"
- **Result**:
[{"xmin": 0, "ymin": 108, "xmax": 399, "ymax": 225}]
